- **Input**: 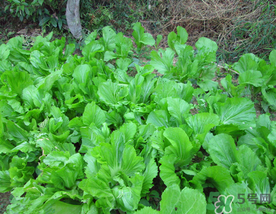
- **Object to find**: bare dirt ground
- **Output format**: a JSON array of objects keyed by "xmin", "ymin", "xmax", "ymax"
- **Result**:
[{"xmin": 0, "ymin": 192, "xmax": 11, "ymax": 214}]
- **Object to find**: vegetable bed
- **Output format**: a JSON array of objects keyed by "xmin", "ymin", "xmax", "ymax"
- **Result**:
[{"xmin": 0, "ymin": 23, "xmax": 276, "ymax": 213}]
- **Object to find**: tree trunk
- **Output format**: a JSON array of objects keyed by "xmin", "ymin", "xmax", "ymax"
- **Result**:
[{"xmin": 66, "ymin": 0, "xmax": 82, "ymax": 39}]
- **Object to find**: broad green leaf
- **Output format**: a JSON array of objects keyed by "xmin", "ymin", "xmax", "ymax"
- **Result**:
[
  {"xmin": 102, "ymin": 26, "xmax": 116, "ymax": 51},
  {"xmin": 106, "ymin": 110, "xmax": 123, "ymax": 127},
  {"xmin": 221, "ymin": 74, "xmax": 246, "ymax": 97},
  {"xmin": 154, "ymin": 79, "xmax": 181, "ymax": 102},
  {"xmin": 43, "ymin": 200, "xmax": 82, "ymax": 214},
  {"xmin": 167, "ymin": 31, "xmax": 177, "ymax": 50},
  {"xmin": 11, "ymin": 141, "xmax": 37, "ymax": 153},
  {"xmin": 191, "ymin": 166, "xmax": 235, "ymax": 193},
  {"xmin": 167, "ymin": 97, "xmax": 190, "ymax": 126},
  {"xmin": 175, "ymin": 43, "xmax": 194, "ymax": 57},
  {"xmin": 104, "ymin": 51, "xmax": 117, "ymax": 61},
  {"xmin": 195, "ymin": 37, "xmax": 218, "ymax": 63},
  {"xmin": 81, "ymin": 132, "xmax": 145, "ymax": 212},
  {"xmin": 22, "ymin": 85, "xmax": 43, "ymax": 108},
  {"xmin": 232, "ymin": 53, "xmax": 260, "ymax": 74},
  {"xmin": 136, "ymin": 207, "xmax": 158, "ymax": 214},
  {"xmin": 237, "ymin": 114, "xmax": 275, "ymax": 160},
  {"xmin": 39, "ymin": 152, "xmax": 84, "ymax": 189},
  {"xmin": 2, "ymin": 70, "xmax": 33, "ymax": 95},
  {"xmin": 138, "ymin": 124, "xmax": 156, "ymax": 141},
  {"xmin": 112, "ymin": 174, "xmax": 144, "ymax": 212},
  {"xmin": 0, "ymin": 44, "xmax": 10, "ymax": 60},
  {"xmin": 72, "ymin": 64, "xmax": 91, "ymax": 85},
  {"xmin": 156, "ymin": 34, "xmax": 163, "ymax": 47},
  {"xmin": 83, "ymin": 102, "xmax": 106, "ymax": 128},
  {"xmin": 195, "ymin": 37, "xmax": 218, "ymax": 53},
  {"xmin": 167, "ymin": 26, "xmax": 188, "ymax": 50},
  {"xmin": 82, "ymin": 151, "xmax": 99, "ymax": 180},
  {"xmin": 6, "ymin": 120, "xmax": 29, "ymax": 141},
  {"xmin": 30, "ymin": 50, "xmax": 49, "ymax": 72},
  {"xmin": 141, "ymin": 158, "xmax": 158, "ymax": 196},
  {"xmin": 36, "ymin": 138, "xmax": 58, "ymax": 155},
  {"xmin": 214, "ymin": 97, "xmax": 255, "ymax": 127},
  {"xmin": 147, "ymin": 110, "xmax": 169, "ymax": 128},
  {"xmin": 7, "ymin": 99, "xmax": 24, "ymax": 114},
  {"xmin": 119, "ymin": 123, "xmax": 137, "ymax": 143},
  {"xmin": 136, "ymin": 186, "xmax": 206, "ymax": 214},
  {"xmin": 186, "ymin": 113, "xmax": 220, "ymax": 145},
  {"xmin": 207, "ymin": 134, "xmax": 238, "ymax": 169},
  {"xmin": 82, "ymin": 41, "xmax": 104, "ymax": 60},
  {"xmin": 149, "ymin": 129, "xmax": 165, "ymax": 154},
  {"xmin": 132, "ymin": 22, "xmax": 155, "ymax": 50},
  {"xmin": 0, "ymin": 170, "xmax": 12, "ymax": 192},
  {"xmin": 160, "ymin": 185, "xmax": 206, "ymax": 214},
  {"xmin": 78, "ymin": 176, "xmax": 113, "ymax": 204},
  {"xmin": 37, "ymin": 69, "xmax": 62, "ymax": 93},
  {"xmin": 0, "ymin": 59, "xmax": 12, "ymax": 72},
  {"xmin": 223, "ymin": 183, "xmax": 262, "ymax": 214},
  {"xmin": 110, "ymin": 132, "xmax": 128, "ymax": 161},
  {"xmin": 72, "ymin": 64, "xmax": 96, "ymax": 97},
  {"xmin": 198, "ymin": 79, "xmax": 218, "ymax": 91},
  {"xmin": 262, "ymin": 88, "xmax": 276, "ymax": 110},
  {"xmin": 150, "ymin": 48, "xmax": 175, "ymax": 74},
  {"xmin": 80, "ymin": 125, "xmax": 106, "ymax": 152},
  {"xmin": 65, "ymin": 94, "xmax": 86, "ymax": 112},
  {"xmin": 115, "ymin": 32, "xmax": 133, "ymax": 57},
  {"xmin": 268, "ymin": 121, "xmax": 276, "ymax": 144},
  {"xmin": 141, "ymin": 33, "xmax": 155, "ymax": 46},
  {"xmin": 176, "ymin": 26, "xmax": 188, "ymax": 45},
  {"xmin": 93, "ymin": 133, "xmax": 145, "ymax": 176},
  {"xmin": 163, "ymin": 127, "xmax": 194, "ymax": 166},
  {"xmin": 237, "ymin": 145, "xmax": 265, "ymax": 179},
  {"xmin": 116, "ymin": 58, "xmax": 132, "ymax": 72},
  {"xmin": 238, "ymin": 70, "xmax": 263, "ymax": 87},
  {"xmin": 127, "ymin": 74, "xmax": 144, "ymax": 103},
  {"xmin": 9, "ymin": 156, "xmax": 35, "ymax": 187},
  {"xmin": 8, "ymin": 48, "xmax": 29, "ymax": 64},
  {"xmin": 98, "ymin": 80, "xmax": 128, "ymax": 106},
  {"xmin": 7, "ymin": 36, "xmax": 23, "ymax": 49},
  {"xmin": 160, "ymin": 128, "xmax": 194, "ymax": 186},
  {"xmin": 269, "ymin": 49, "xmax": 276, "ymax": 67},
  {"xmin": 45, "ymin": 55, "xmax": 59, "ymax": 71},
  {"xmin": 64, "ymin": 43, "xmax": 75, "ymax": 57},
  {"xmin": 140, "ymin": 74, "xmax": 157, "ymax": 103},
  {"xmin": 160, "ymin": 154, "xmax": 180, "ymax": 186},
  {"xmin": 179, "ymin": 81, "xmax": 194, "ymax": 103},
  {"xmin": 0, "ymin": 140, "xmax": 14, "ymax": 154},
  {"xmin": 248, "ymin": 171, "xmax": 270, "ymax": 198}
]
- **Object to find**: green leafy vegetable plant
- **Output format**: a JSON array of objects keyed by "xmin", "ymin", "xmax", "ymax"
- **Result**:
[{"xmin": 0, "ymin": 22, "xmax": 276, "ymax": 214}]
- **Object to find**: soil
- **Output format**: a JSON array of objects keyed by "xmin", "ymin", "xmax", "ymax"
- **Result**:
[{"xmin": 0, "ymin": 192, "xmax": 11, "ymax": 214}]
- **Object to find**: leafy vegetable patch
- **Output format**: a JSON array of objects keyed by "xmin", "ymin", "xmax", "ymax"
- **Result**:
[{"xmin": 0, "ymin": 23, "xmax": 276, "ymax": 213}]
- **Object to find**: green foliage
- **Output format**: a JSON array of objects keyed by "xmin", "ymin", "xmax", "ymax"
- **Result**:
[
  {"xmin": 132, "ymin": 22, "xmax": 155, "ymax": 53},
  {"xmin": 5, "ymin": 0, "xmax": 67, "ymax": 30},
  {"xmin": 0, "ymin": 22, "xmax": 276, "ymax": 213},
  {"xmin": 80, "ymin": 0, "xmax": 147, "ymax": 32}
]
